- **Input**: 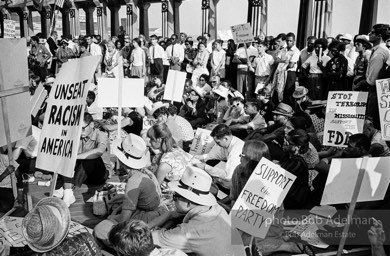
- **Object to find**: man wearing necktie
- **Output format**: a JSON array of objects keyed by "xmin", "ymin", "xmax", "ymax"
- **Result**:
[
  {"xmin": 149, "ymin": 34, "xmax": 165, "ymax": 80},
  {"xmin": 166, "ymin": 34, "xmax": 185, "ymax": 71}
]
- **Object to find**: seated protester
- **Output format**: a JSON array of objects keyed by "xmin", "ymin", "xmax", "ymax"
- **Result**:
[
  {"xmin": 280, "ymin": 137, "xmax": 311, "ymax": 210},
  {"xmin": 307, "ymin": 100, "xmax": 327, "ymax": 150},
  {"xmin": 147, "ymin": 77, "xmax": 166, "ymax": 102},
  {"xmin": 192, "ymin": 124, "xmax": 244, "ymax": 190},
  {"xmin": 99, "ymin": 107, "xmax": 143, "ymax": 136},
  {"xmin": 0, "ymin": 155, "xmax": 17, "ymax": 213},
  {"xmin": 109, "ymin": 220, "xmax": 187, "ymax": 256},
  {"xmin": 286, "ymin": 129, "xmax": 319, "ymax": 170},
  {"xmin": 94, "ymin": 134, "xmax": 167, "ymax": 246},
  {"xmin": 193, "ymin": 74, "xmax": 212, "ymax": 98},
  {"xmin": 86, "ymin": 91, "xmax": 103, "ymax": 120},
  {"xmin": 363, "ymin": 118, "xmax": 390, "ymax": 156},
  {"xmin": 209, "ymin": 85, "xmax": 229, "ymax": 124},
  {"xmin": 223, "ymin": 97, "xmax": 247, "ymax": 124},
  {"xmin": 209, "ymin": 75, "xmax": 222, "ymax": 89},
  {"xmin": 220, "ymin": 80, "xmax": 245, "ymax": 101},
  {"xmin": 291, "ymin": 86, "xmax": 315, "ymax": 133},
  {"xmin": 230, "ymin": 101, "xmax": 267, "ymax": 140},
  {"xmin": 288, "ymin": 116, "xmax": 322, "ymax": 152},
  {"xmin": 180, "ymin": 89, "xmax": 208, "ymax": 128},
  {"xmin": 54, "ymin": 113, "xmax": 108, "ymax": 207},
  {"xmin": 149, "ymin": 166, "xmax": 245, "ymax": 256},
  {"xmin": 165, "ymin": 105, "xmax": 194, "ymax": 151},
  {"xmin": 147, "ymin": 123, "xmax": 193, "ymax": 186},
  {"xmin": 256, "ymin": 86, "xmax": 276, "ymax": 125},
  {"xmin": 181, "ymin": 79, "xmax": 194, "ymax": 104}
]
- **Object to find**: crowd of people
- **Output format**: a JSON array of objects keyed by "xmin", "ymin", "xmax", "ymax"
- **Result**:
[{"xmin": 1, "ymin": 22, "xmax": 390, "ymax": 256}]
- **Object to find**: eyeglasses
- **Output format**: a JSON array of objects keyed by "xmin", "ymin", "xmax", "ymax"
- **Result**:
[
  {"xmin": 200, "ymin": 79, "xmax": 205, "ymax": 81},
  {"xmin": 173, "ymin": 193, "xmax": 184, "ymax": 201},
  {"xmin": 239, "ymin": 153, "xmax": 246, "ymax": 158},
  {"xmin": 81, "ymin": 122, "xmax": 91, "ymax": 131},
  {"xmin": 232, "ymin": 103, "xmax": 240, "ymax": 107}
]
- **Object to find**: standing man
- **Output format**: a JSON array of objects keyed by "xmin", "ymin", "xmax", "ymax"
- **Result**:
[
  {"xmin": 149, "ymin": 34, "xmax": 165, "ymax": 80},
  {"xmin": 179, "ymin": 32, "xmax": 187, "ymax": 48},
  {"xmin": 28, "ymin": 36, "xmax": 51, "ymax": 83},
  {"xmin": 275, "ymin": 32, "xmax": 301, "ymax": 105},
  {"xmin": 46, "ymin": 31, "xmax": 58, "ymax": 75},
  {"xmin": 86, "ymin": 34, "xmax": 103, "ymax": 78},
  {"xmin": 357, "ymin": 24, "xmax": 390, "ymax": 129},
  {"xmin": 166, "ymin": 34, "xmax": 184, "ymax": 71}
]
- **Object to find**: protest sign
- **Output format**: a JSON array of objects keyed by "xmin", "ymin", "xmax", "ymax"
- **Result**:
[
  {"xmin": 3, "ymin": 19, "xmax": 16, "ymax": 38},
  {"xmin": 376, "ymin": 78, "xmax": 390, "ymax": 140},
  {"xmin": 323, "ymin": 91, "xmax": 368, "ymax": 147},
  {"xmin": 97, "ymin": 78, "xmax": 144, "ymax": 107},
  {"xmin": 231, "ymin": 23, "xmax": 254, "ymax": 44},
  {"xmin": 163, "ymin": 70, "xmax": 186, "ymax": 103},
  {"xmin": 0, "ymin": 38, "xmax": 31, "ymax": 148},
  {"xmin": 230, "ymin": 158, "xmax": 296, "ymax": 238},
  {"xmin": 189, "ymin": 128, "xmax": 215, "ymax": 156},
  {"xmin": 36, "ymin": 56, "xmax": 100, "ymax": 178},
  {"xmin": 321, "ymin": 157, "xmax": 390, "ymax": 205}
]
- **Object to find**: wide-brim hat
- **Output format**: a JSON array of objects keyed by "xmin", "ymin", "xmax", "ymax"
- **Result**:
[
  {"xmin": 150, "ymin": 101, "xmax": 169, "ymax": 116},
  {"xmin": 272, "ymin": 103, "xmax": 294, "ymax": 117},
  {"xmin": 168, "ymin": 166, "xmax": 217, "ymax": 206},
  {"xmin": 355, "ymin": 35, "xmax": 372, "ymax": 49},
  {"xmin": 307, "ymin": 100, "xmax": 327, "ymax": 109},
  {"xmin": 22, "ymin": 197, "xmax": 70, "ymax": 253},
  {"xmin": 112, "ymin": 134, "xmax": 148, "ymax": 169},
  {"xmin": 60, "ymin": 39, "xmax": 69, "ymax": 45},
  {"xmin": 292, "ymin": 86, "xmax": 308, "ymax": 99},
  {"xmin": 212, "ymin": 85, "xmax": 229, "ymax": 99},
  {"xmin": 340, "ymin": 33, "xmax": 353, "ymax": 41}
]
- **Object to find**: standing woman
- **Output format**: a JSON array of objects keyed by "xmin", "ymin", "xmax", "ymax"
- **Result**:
[
  {"xmin": 191, "ymin": 42, "xmax": 210, "ymax": 85},
  {"xmin": 57, "ymin": 39, "xmax": 76, "ymax": 70},
  {"xmin": 115, "ymin": 40, "xmax": 124, "ymax": 51},
  {"xmin": 104, "ymin": 41, "xmax": 121, "ymax": 78},
  {"xmin": 183, "ymin": 40, "xmax": 197, "ymax": 79},
  {"xmin": 322, "ymin": 41, "xmax": 348, "ymax": 92},
  {"xmin": 129, "ymin": 38, "xmax": 146, "ymax": 78}
]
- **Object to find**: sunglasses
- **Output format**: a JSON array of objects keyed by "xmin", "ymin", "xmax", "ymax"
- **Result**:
[{"xmin": 232, "ymin": 103, "xmax": 240, "ymax": 107}]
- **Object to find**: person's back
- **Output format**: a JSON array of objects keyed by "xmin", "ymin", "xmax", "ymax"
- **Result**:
[{"xmin": 153, "ymin": 204, "xmax": 244, "ymax": 256}]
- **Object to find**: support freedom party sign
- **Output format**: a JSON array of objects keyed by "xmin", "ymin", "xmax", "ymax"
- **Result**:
[
  {"xmin": 36, "ymin": 56, "xmax": 100, "ymax": 178},
  {"xmin": 230, "ymin": 158, "xmax": 296, "ymax": 238}
]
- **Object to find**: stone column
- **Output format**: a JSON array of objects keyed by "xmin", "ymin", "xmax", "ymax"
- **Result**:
[
  {"xmin": 297, "ymin": 0, "xmax": 314, "ymax": 49},
  {"xmin": 138, "ymin": 2, "xmax": 150, "ymax": 39},
  {"xmin": 17, "ymin": 7, "xmax": 29, "ymax": 38},
  {"xmin": 61, "ymin": 8, "xmax": 70, "ymax": 38},
  {"xmin": 359, "ymin": 0, "xmax": 378, "ymax": 34},
  {"xmin": 40, "ymin": 6, "xmax": 52, "ymax": 38},
  {"xmin": 83, "ymin": 6, "xmax": 95, "ymax": 35},
  {"xmin": 162, "ymin": 0, "xmax": 167, "ymax": 38},
  {"xmin": 173, "ymin": 0, "xmax": 182, "ymax": 37},
  {"xmin": 208, "ymin": 0, "xmax": 218, "ymax": 41},
  {"xmin": 167, "ymin": 0, "xmax": 174, "ymax": 37},
  {"xmin": 109, "ymin": 5, "xmax": 120, "ymax": 38}
]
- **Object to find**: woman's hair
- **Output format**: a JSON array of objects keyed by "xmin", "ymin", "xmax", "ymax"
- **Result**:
[
  {"xmin": 239, "ymin": 140, "xmax": 270, "ymax": 182},
  {"xmin": 109, "ymin": 220, "xmax": 154, "ymax": 256},
  {"xmin": 199, "ymin": 74, "xmax": 209, "ymax": 82},
  {"xmin": 133, "ymin": 37, "xmax": 141, "ymax": 47},
  {"xmin": 115, "ymin": 40, "xmax": 123, "ymax": 49},
  {"xmin": 107, "ymin": 40, "xmax": 115, "ymax": 49},
  {"xmin": 197, "ymin": 41, "xmax": 206, "ymax": 49},
  {"xmin": 314, "ymin": 38, "xmax": 328, "ymax": 51},
  {"xmin": 287, "ymin": 129, "xmax": 310, "ymax": 154},
  {"xmin": 185, "ymin": 40, "xmax": 193, "ymax": 46},
  {"xmin": 147, "ymin": 123, "xmax": 177, "ymax": 153}
]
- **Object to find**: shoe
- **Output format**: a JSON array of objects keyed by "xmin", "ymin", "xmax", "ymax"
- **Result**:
[
  {"xmin": 37, "ymin": 180, "xmax": 51, "ymax": 187},
  {"xmin": 53, "ymin": 187, "xmax": 64, "ymax": 198},
  {"xmin": 63, "ymin": 189, "xmax": 76, "ymax": 207}
]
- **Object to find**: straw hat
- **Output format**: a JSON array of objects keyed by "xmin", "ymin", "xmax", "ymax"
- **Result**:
[
  {"xmin": 150, "ymin": 101, "xmax": 169, "ymax": 116},
  {"xmin": 212, "ymin": 85, "xmax": 229, "ymax": 99},
  {"xmin": 272, "ymin": 103, "xmax": 294, "ymax": 117},
  {"xmin": 292, "ymin": 86, "xmax": 308, "ymax": 99},
  {"xmin": 168, "ymin": 166, "xmax": 217, "ymax": 206},
  {"xmin": 355, "ymin": 35, "xmax": 372, "ymax": 49},
  {"xmin": 22, "ymin": 197, "xmax": 70, "ymax": 253},
  {"xmin": 340, "ymin": 33, "xmax": 353, "ymax": 42},
  {"xmin": 112, "ymin": 134, "xmax": 148, "ymax": 169}
]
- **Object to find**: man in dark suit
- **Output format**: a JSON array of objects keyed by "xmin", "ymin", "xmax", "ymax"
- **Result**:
[{"xmin": 46, "ymin": 30, "xmax": 58, "ymax": 75}]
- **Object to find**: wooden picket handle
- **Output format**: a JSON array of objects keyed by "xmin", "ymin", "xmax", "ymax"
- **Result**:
[{"xmin": 336, "ymin": 156, "xmax": 369, "ymax": 256}]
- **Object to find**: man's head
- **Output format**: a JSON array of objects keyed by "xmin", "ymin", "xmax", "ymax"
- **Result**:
[
  {"xmin": 170, "ymin": 34, "xmax": 178, "ymax": 44},
  {"xmin": 150, "ymin": 34, "xmax": 158, "ymax": 45},
  {"xmin": 257, "ymin": 40, "xmax": 268, "ymax": 55},
  {"xmin": 30, "ymin": 36, "xmax": 39, "ymax": 46},
  {"xmin": 152, "ymin": 106, "xmax": 168, "ymax": 122},
  {"xmin": 340, "ymin": 33, "xmax": 353, "ymax": 45},
  {"xmin": 80, "ymin": 112, "xmax": 94, "ymax": 138},
  {"xmin": 86, "ymin": 91, "xmax": 95, "ymax": 106},
  {"xmin": 185, "ymin": 40, "xmax": 193, "ymax": 49},
  {"xmin": 306, "ymin": 35, "xmax": 317, "ymax": 52},
  {"xmin": 214, "ymin": 39, "xmax": 223, "ymax": 50},
  {"xmin": 109, "ymin": 220, "xmax": 154, "ymax": 256},
  {"xmin": 275, "ymin": 33, "xmax": 286, "ymax": 49},
  {"xmin": 244, "ymin": 101, "xmax": 260, "ymax": 115},
  {"xmin": 210, "ymin": 124, "xmax": 232, "ymax": 148},
  {"xmin": 85, "ymin": 35, "xmax": 93, "ymax": 45},
  {"xmin": 343, "ymin": 133, "xmax": 371, "ymax": 158},
  {"xmin": 50, "ymin": 30, "xmax": 58, "ymax": 39},
  {"xmin": 184, "ymin": 79, "xmax": 193, "ymax": 93},
  {"xmin": 119, "ymin": 25, "xmax": 124, "ymax": 31},
  {"xmin": 272, "ymin": 103, "xmax": 293, "ymax": 125},
  {"xmin": 355, "ymin": 35, "xmax": 372, "ymax": 53},
  {"xmin": 286, "ymin": 32, "xmax": 296, "ymax": 49},
  {"xmin": 180, "ymin": 32, "xmax": 187, "ymax": 42},
  {"xmin": 369, "ymin": 24, "xmax": 390, "ymax": 45},
  {"xmin": 363, "ymin": 119, "xmax": 377, "ymax": 139},
  {"xmin": 203, "ymin": 32, "xmax": 211, "ymax": 41}
]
